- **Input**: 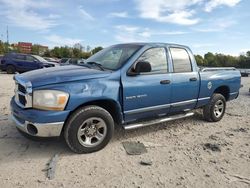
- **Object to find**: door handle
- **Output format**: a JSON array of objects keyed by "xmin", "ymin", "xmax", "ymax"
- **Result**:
[
  {"xmin": 189, "ymin": 77, "xmax": 197, "ymax": 81},
  {"xmin": 160, "ymin": 80, "xmax": 171, "ymax": 84}
]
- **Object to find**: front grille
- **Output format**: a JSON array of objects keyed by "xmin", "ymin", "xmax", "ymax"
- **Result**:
[
  {"xmin": 18, "ymin": 94, "xmax": 27, "ymax": 106},
  {"xmin": 18, "ymin": 84, "xmax": 26, "ymax": 93},
  {"xmin": 14, "ymin": 78, "xmax": 32, "ymax": 108}
]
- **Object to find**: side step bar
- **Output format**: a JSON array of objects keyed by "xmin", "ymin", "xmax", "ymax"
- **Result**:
[{"xmin": 124, "ymin": 112, "xmax": 194, "ymax": 130}]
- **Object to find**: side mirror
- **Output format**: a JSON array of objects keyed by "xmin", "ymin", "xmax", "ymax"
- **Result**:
[{"xmin": 127, "ymin": 61, "xmax": 151, "ymax": 76}]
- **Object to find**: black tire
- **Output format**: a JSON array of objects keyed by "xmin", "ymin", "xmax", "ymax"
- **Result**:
[
  {"xmin": 6, "ymin": 65, "xmax": 15, "ymax": 74},
  {"xmin": 64, "ymin": 105, "xmax": 114, "ymax": 154},
  {"xmin": 203, "ymin": 93, "xmax": 226, "ymax": 122}
]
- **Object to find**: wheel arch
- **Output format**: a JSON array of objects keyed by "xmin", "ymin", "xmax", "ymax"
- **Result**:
[
  {"xmin": 64, "ymin": 99, "xmax": 123, "ymax": 129},
  {"xmin": 213, "ymin": 85, "xmax": 230, "ymax": 101}
]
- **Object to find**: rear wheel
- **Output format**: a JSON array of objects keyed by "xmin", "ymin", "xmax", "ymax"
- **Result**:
[
  {"xmin": 203, "ymin": 93, "xmax": 226, "ymax": 122},
  {"xmin": 64, "ymin": 105, "xmax": 114, "ymax": 154},
  {"xmin": 6, "ymin": 65, "xmax": 15, "ymax": 74}
]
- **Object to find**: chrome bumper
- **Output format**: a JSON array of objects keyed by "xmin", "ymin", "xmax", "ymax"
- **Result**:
[{"xmin": 11, "ymin": 114, "xmax": 64, "ymax": 137}]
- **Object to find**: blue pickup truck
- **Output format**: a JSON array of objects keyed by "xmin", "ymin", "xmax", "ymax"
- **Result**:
[{"xmin": 10, "ymin": 43, "xmax": 241, "ymax": 153}]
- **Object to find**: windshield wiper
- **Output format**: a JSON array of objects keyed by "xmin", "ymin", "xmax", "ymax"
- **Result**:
[
  {"xmin": 77, "ymin": 64, "xmax": 92, "ymax": 69},
  {"xmin": 86, "ymin": 61, "xmax": 105, "ymax": 71}
]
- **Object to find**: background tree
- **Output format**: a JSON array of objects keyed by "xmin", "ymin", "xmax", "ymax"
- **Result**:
[
  {"xmin": 194, "ymin": 55, "xmax": 206, "ymax": 66},
  {"xmin": 204, "ymin": 52, "xmax": 217, "ymax": 66},
  {"xmin": 61, "ymin": 46, "xmax": 72, "ymax": 58},
  {"xmin": 31, "ymin": 44, "xmax": 40, "ymax": 55},
  {"xmin": 72, "ymin": 48, "xmax": 81, "ymax": 58},
  {"xmin": 91, "ymin": 46, "xmax": 103, "ymax": 55}
]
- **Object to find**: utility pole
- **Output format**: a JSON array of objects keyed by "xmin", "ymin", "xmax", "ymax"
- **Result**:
[
  {"xmin": 6, "ymin": 25, "xmax": 9, "ymax": 52},
  {"xmin": 7, "ymin": 25, "xmax": 9, "ymax": 44}
]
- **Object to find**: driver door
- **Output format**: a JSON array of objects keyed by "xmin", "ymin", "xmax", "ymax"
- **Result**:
[
  {"xmin": 25, "ymin": 55, "xmax": 39, "ymax": 71},
  {"xmin": 121, "ymin": 47, "xmax": 172, "ymax": 123}
]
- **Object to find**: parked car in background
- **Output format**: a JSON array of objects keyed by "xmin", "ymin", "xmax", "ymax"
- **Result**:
[
  {"xmin": 238, "ymin": 69, "xmax": 250, "ymax": 77},
  {"xmin": 59, "ymin": 58, "xmax": 69, "ymax": 64},
  {"xmin": 32, "ymin": 55, "xmax": 59, "ymax": 68},
  {"xmin": 10, "ymin": 43, "xmax": 241, "ymax": 153},
  {"xmin": 61, "ymin": 58, "xmax": 85, "ymax": 66},
  {"xmin": 0, "ymin": 55, "xmax": 3, "ymax": 65},
  {"xmin": 44, "ymin": 57, "xmax": 60, "ymax": 64},
  {"xmin": 0, "ymin": 53, "xmax": 56, "ymax": 74}
]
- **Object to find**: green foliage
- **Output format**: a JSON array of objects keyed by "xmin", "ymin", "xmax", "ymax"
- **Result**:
[
  {"xmin": 194, "ymin": 55, "xmax": 206, "ymax": 66},
  {"xmin": 43, "ymin": 50, "xmax": 51, "ymax": 57},
  {"xmin": 91, "ymin": 46, "xmax": 103, "ymax": 54},
  {"xmin": 0, "ymin": 40, "xmax": 9, "ymax": 54},
  {"xmin": 195, "ymin": 52, "xmax": 250, "ymax": 68},
  {"xmin": 48, "ymin": 46, "xmax": 92, "ymax": 59},
  {"xmin": 31, "ymin": 44, "xmax": 40, "ymax": 55},
  {"xmin": 72, "ymin": 48, "xmax": 81, "ymax": 58},
  {"xmin": 82, "ymin": 52, "xmax": 91, "ymax": 59}
]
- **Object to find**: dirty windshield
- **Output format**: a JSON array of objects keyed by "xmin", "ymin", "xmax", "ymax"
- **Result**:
[{"xmin": 85, "ymin": 44, "xmax": 142, "ymax": 70}]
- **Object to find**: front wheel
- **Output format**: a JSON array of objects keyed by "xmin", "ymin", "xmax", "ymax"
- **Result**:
[
  {"xmin": 203, "ymin": 93, "xmax": 226, "ymax": 122},
  {"xmin": 64, "ymin": 105, "xmax": 114, "ymax": 154}
]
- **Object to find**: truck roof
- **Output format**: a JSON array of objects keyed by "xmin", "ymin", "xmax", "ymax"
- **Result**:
[{"xmin": 114, "ymin": 42, "xmax": 190, "ymax": 49}]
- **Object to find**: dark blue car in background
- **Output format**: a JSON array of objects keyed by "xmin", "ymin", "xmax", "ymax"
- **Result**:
[{"xmin": 0, "ymin": 53, "xmax": 56, "ymax": 74}]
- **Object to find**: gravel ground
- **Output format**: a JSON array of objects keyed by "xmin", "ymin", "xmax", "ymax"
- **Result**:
[{"xmin": 0, "ymin": 72, "xmax": 249, "ymax": 188}]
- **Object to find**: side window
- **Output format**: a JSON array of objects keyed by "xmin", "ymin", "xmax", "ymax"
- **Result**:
[
  {"xmin": 170, "ymin": 48, "xmax": 192, "ymax": 73},
  {"xmin": 14, "ymin": 54, "xmax": 25, "ymax": 61},
  {"xmin": 137, "ymin": 48, "xmax": 168, "ymax": 73},
  {"xmin": 26, "ymin": 56, "xmax": 34, "ymax": 62}
]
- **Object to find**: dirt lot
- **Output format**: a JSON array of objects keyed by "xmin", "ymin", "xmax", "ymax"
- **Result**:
[{"xmin": 0, "ymin": 72, "xmax": 249, "ymax": 188}]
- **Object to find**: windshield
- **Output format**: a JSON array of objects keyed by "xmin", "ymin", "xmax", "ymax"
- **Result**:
[
  {"xmin": 32, "ymin": 55, "xmax": 47, "ymax": 63},
  {"xmin": 85, "ymin": 44, "xmax": 142, "ymax": 70}
]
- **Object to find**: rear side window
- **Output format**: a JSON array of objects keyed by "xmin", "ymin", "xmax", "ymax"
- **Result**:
[
  {"xmin": 170, "ymin": 47, "xmax": 192, "ymax": 73},
  {"xmin": 14, "ymin": 54, "xmax": 25, "ymax": 60},
  {"xmin": 137, "ymin": 48, "xmax": 168, "ymax": 73},
  {"xmin": 26, "ymin": 56, "xmax": 35, "ymax": 62}
]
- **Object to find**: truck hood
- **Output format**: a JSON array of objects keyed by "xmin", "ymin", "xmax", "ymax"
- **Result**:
[{"xmin": 15, "ymin": 65, "xmax": 111, "ymax": 87}]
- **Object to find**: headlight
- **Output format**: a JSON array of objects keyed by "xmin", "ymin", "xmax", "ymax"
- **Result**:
[{"xmin": 33, "ymin": 90, "xmax": 69, "ymax": 111}]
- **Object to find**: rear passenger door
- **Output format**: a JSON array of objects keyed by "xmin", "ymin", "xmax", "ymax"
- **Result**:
[
  {"xmin": 169, "ymin": 47, "xmax": 199, "ymax": 113},
  {"xmin": 25, "ymin": 55, "xmax": 39, "ymax": 71},
  {"xmin": 12, "ymin": 54, "xmax": 27, "ymax": 72}
]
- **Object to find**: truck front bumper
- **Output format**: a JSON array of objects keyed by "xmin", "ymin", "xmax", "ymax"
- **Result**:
[
  {"xmin": 10, "ymin": 97, "xmax": 70, "ymax": 137},
  {"xmin": 11, "ymin": 114, "xmax": 64, "ymax": 137}
]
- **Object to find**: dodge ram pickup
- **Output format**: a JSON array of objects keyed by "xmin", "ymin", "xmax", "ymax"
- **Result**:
[{"xmin": 10, "ymin": 43, "xmax": 241, "ymax": 153}]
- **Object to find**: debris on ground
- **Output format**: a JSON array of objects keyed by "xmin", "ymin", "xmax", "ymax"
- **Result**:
[
  {"xmin": 232, "ymin": 128, "xmax": 248, "ymax": 133},
  {"xmin": 46, "ymin": 154, "xmax": 59, "ymax": 180},
  {"xmin": 0, "ymin": 134, "xmax": 7, "ymax": 139},
  {"xmin": 0, "ymin": 115, "xmax": 8, "ymax": 121},
  {"xmin": 209, "ymin": 135, "xmax": 219, "ymax": 140},
  {"xmin": 122, "ymin": 141, "xmax": 147, "ymax": 155},
  {"xmin": 225, "ymin": 132, "xmax": 234, "ymax": 137},
  {"xmin": 203, "ymin": 143, "xmax": 221, "ymax": 152},
  {"xmin": 226, "ymin": 174, "xmax": 250, "ymax": 185},
  {"xmin": 226, "ymin": 113, "xmax": 243, "ymax": 117},
  {"xmin": 143, "ymin": 141, "xmax": 167, "ymax": 148},
  {"xmin": 140, "ymin": 160, "xmax": 153, "ymax": 166}
]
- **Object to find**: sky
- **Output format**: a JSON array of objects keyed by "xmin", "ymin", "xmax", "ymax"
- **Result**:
[{"xmin": 0, "ymin": 0, "xmax": 249, "ymax": 55}]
